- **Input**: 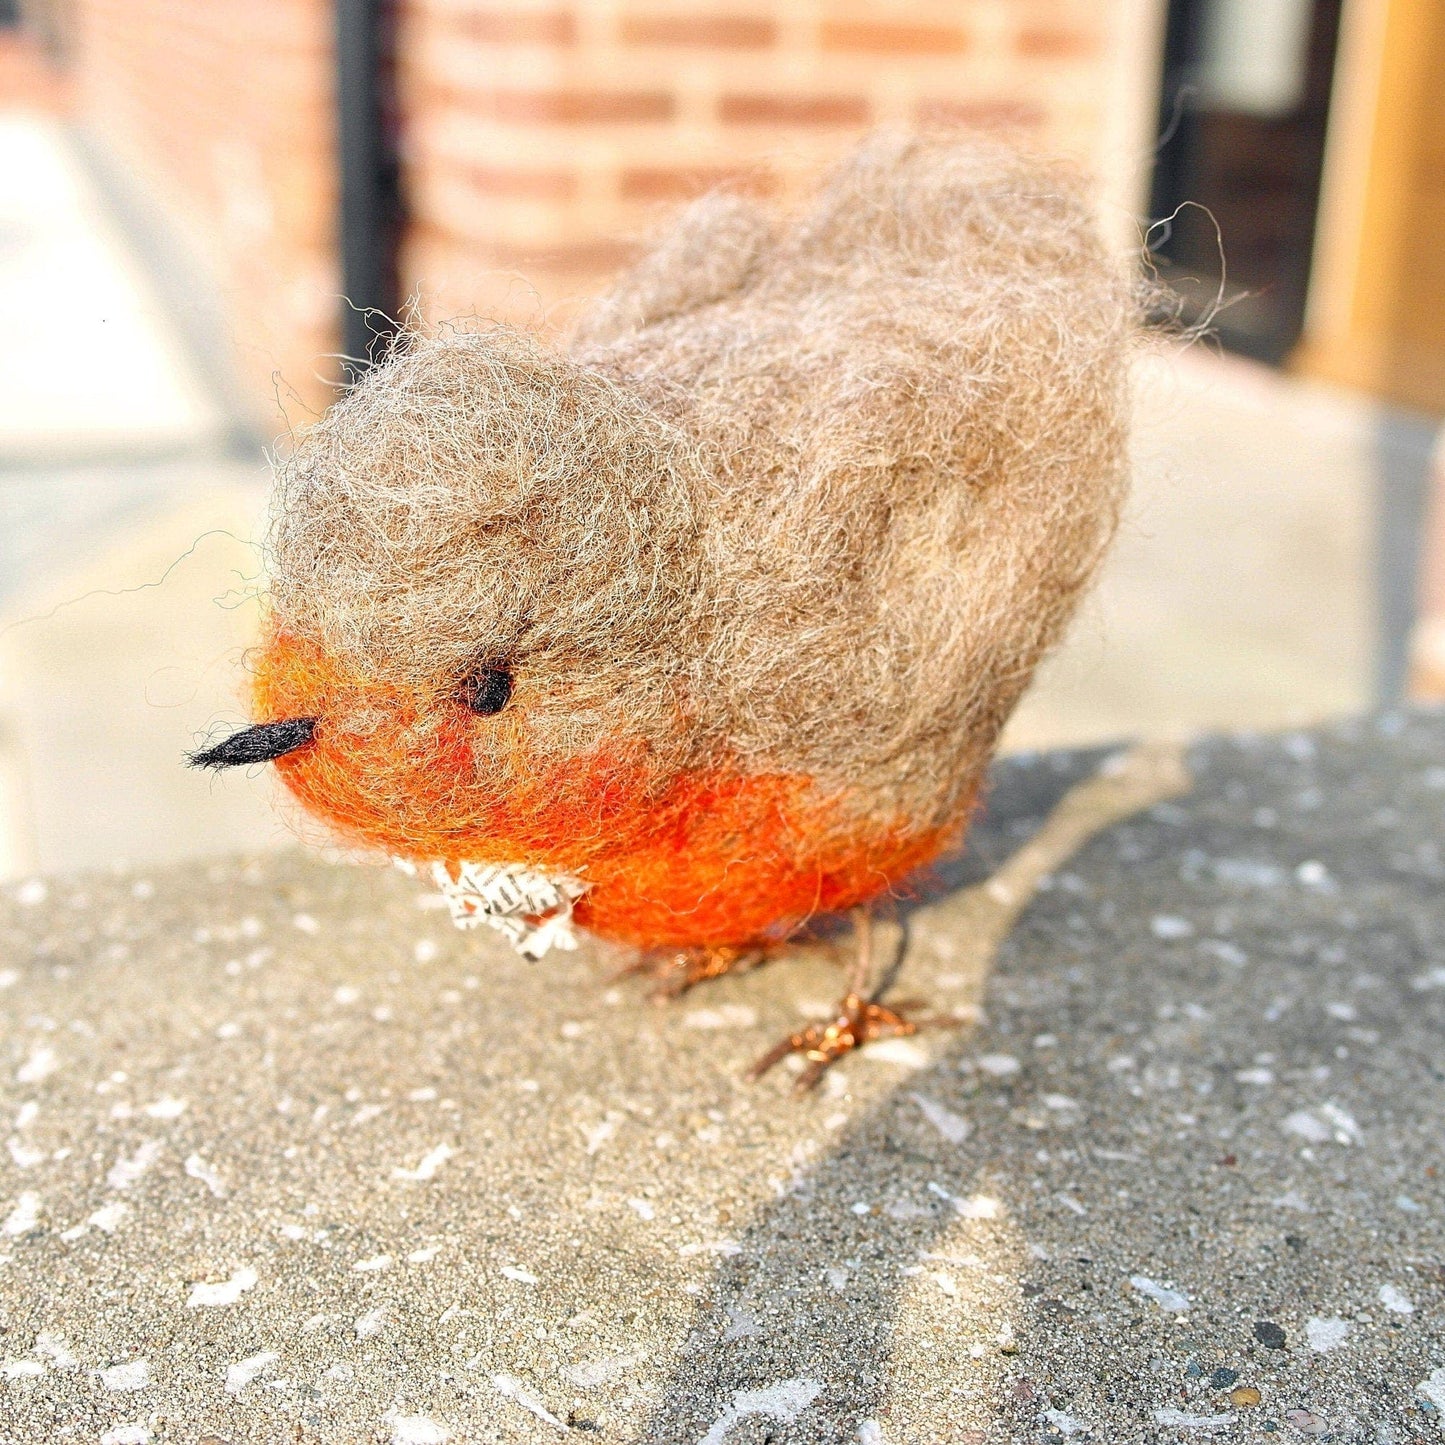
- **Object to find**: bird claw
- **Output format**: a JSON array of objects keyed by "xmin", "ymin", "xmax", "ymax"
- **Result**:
[
  {"xmin": 619, "ymin": 943, "xmax": 768, "ymax": 1000},
  {"xmin": 747, "ymin": 992, "xmax": 930, "ymax": 1091}
]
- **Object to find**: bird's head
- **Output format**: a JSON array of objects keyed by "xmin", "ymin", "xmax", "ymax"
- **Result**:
[{"xmin": 193, "ymin": 329, "xmax": 710, "ymax": 873}]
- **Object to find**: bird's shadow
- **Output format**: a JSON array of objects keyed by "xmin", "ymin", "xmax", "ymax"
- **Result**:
[{"xmin": 637, "ymin": 745, "xmax": 1117, "ymax": 1444}]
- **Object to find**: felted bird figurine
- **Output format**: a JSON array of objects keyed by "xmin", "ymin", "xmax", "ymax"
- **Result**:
[{"xmin": 192, "ymin": 132, "xmax": 1134, "ymax": 1079}]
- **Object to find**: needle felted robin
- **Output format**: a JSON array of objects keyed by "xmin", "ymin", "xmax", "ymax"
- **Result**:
[{"xmin": 192, "ymin": 132, "xmax": 1135, "ymax": 1078}]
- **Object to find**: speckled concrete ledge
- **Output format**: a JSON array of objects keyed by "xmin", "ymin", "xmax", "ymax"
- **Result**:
[{"xmin": 0, "ymin": 712, "xmax": 1442, "ymax": 1444}]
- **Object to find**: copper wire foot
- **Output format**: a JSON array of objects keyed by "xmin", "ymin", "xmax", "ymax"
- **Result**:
[
  {"xmin": 747, "ymin": 990, "xmax": 922, "ymax": 1091},
  {"xmin": 746, "ymin": 908, "xmax": 962, "ymax": 1090}
]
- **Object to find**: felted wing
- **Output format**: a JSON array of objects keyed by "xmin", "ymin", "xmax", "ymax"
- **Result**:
[{"xmin": 571, "ymin": 191, "xmax": 774, "ymax": 348}]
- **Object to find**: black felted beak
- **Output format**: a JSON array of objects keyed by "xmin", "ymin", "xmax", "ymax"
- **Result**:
[{"xmin": 188, "ymin": 717, "xmax": 318, "ymax": 770}]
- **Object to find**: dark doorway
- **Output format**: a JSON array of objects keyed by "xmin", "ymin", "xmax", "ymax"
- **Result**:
[{"xmin": 1149, "ymin": 0, "xmax": 1344, "ymax": 364}]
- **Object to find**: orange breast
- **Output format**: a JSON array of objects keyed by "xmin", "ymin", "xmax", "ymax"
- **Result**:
[
  {"xmin": 253, "ymin": 629, "xmax": 962, "ymax": 950},
  {"xmin": 572, "ymin": 769, "xmax": 960, "ymax": 948}
]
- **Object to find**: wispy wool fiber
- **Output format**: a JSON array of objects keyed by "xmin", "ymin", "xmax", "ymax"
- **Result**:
[{"xmin": 254, "ymin": 131, "xmax": 1137, "ymax": 949}]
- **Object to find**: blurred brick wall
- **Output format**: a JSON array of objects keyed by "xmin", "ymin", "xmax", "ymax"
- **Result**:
[
  {"xmin": 65, "ymin": 0, "xmax": 1135, "ymax": 417},
  {"xmin": 396, "ymin": 0, "xmax": 1120, "ymax": 326},
  {"xmin": 70, "ymin": 0, "xmax": 340, "ymax": 422}
]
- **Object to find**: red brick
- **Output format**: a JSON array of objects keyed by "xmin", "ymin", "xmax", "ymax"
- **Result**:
[
  {"xmin": 820, "ymin": 20, "xmax": 969, "ymax": 54},
  {"xmin": 619, "ymin": 14, "xmax": 777, "ymax": 48},
  {"xmin": 482, "ymin": 237, "xmax": 642, "ymax": 273},
  {"xmin": 719, "ymin": 94, "xmax": 868, "ymax": 126},
  {"xmin": 464, "ymin": 164, "xmax": 577, "ymax": 199},
  {"xmin": 473, "ymin": 88, "xmax": 675, "ymax": 123},
  {"xmin": 619, "ymin": 163, "xmax": 777, "ymax": 201},
  {"xmin": 450, "ymin": 8, "xmax": 577, "ymax": 46},
  {"xmin": 916, "ymin": 97, "xmax": 1047, "ymax": 129},
  {"xmin": 405, "ymin": 221, "xmax": 640, "ymax": 277},
  {"xmin": 1016, "ymin": 27, "xmax": 1099, "ymax": 59}
]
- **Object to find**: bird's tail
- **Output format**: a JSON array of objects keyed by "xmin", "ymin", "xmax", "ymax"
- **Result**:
[{"xmin": 776, "ymin": 129, "xmax": 1107, "ymax": 293}]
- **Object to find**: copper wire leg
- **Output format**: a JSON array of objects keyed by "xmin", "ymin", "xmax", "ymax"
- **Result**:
[
  {"xmin": 747, "ymin": 908, "xmax": 957, "ymax": 1091},
  {"xmin": 847, "ymin": 907, "xmax": 872, "ymax": 997}
]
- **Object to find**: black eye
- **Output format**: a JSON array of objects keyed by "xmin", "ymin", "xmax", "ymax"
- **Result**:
[{"xmin": 460, "ymin": 665, "xmax": 513, "ymax": 716}]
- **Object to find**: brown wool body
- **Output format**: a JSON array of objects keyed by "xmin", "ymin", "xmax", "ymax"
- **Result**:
[{"xmin": 255, "ymin": 132, "xmax": 1135, "ymax": 950}]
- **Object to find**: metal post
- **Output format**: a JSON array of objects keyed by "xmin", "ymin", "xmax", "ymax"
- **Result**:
[{"xmin": 335, "ymin": 0, "xmax": 399, "ymax": 380}]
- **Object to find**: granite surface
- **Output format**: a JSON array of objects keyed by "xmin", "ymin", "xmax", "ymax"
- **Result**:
[{"xmin": 0, "ymin": 712, "xmax": 1442, "ymax": 1444}]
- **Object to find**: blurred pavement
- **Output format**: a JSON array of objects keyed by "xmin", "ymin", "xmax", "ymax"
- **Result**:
[
  {"xmin": 0, "ymin": 114, "xmax": 225, "ymax": 462},
  {"xmin": 0, "ymin": 114, "xmax": 285, "ymax": 881},
  {"xmin": 1004, "ymin": 347, "xmax": 1384, "ymax": 752},
  {"xmin": 0, "ymin": 111, "xmax": 1434, "ymax": 882}
]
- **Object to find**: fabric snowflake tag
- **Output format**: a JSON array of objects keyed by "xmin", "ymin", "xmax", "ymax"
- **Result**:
[{"xmin": 394, "ymin": 859, "xmax": 587, "ymax": 961}]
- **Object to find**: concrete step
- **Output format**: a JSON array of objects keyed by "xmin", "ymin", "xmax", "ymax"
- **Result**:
[{"xmin": 0, "ymin": 712, "xmax": 1440, "ymax": 1441}]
